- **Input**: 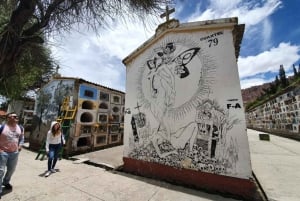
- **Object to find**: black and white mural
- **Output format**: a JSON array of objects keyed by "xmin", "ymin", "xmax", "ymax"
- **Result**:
[{"xmin": 124, "ymin": 29, "xmax": 252, "ymax": 179}]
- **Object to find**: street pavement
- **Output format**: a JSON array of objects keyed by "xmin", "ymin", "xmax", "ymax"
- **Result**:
[
  {"xmin": 1, "ymin": 129, "xmax": 299, "ymax": 201},
  {"xmin": 247, "ymin": 129, "xmax": 300, "ymax": 201}
]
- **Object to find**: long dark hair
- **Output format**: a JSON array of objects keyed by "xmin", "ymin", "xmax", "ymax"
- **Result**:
[{"xmin": 51, "ymin": 123, "xmax": 61, "ymax": 136}]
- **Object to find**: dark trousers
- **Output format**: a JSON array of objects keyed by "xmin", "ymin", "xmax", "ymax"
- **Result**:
[{"xmin": 48, "ymin": 144, "xmax": 61, "ymax": 171}]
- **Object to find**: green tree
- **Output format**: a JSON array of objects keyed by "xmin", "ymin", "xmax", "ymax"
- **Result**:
[
  {"xmin": 293, "ymin": 64, "xmax": 297, "ymax": 78},
  {"xmin": 0, "ymin": 0, "xmax": 172, "ymax": 81},
  {"xmin": 275, "ymin": 75, "xmax": 280, "ymax": 87},
  {"xmin": 269, "ymin": 82, "xmax": 277, "ymax": 94},
  {"xmin": 279, "ymin": 64, "xmax": 288, "ymax": 88},
  {"xmin": 0, "ymin": 1, "xmax": 56, "ymax": 100}
]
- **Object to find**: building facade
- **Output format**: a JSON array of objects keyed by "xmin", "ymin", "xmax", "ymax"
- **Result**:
[
  {"xmin": 29, "ymin": 77, "xmax": 125, "ymax": 155},
  {"xmin": 122, "ymin": 17, "xmax": 258, "ymax": 200},
  {"xmin": 246, "ymin": 87, "xmax": 300, "ymax": 134}
]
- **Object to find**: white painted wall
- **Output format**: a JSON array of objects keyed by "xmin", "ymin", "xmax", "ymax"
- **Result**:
[{"xmin": 123, "ymin": 23, "xmax": 252, "ymax": 180}]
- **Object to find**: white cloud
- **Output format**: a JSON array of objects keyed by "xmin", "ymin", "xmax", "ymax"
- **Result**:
[
  {"xmin": 50, "ymin": 0, "xmax": 297, "ymax": 92},
  {"xmin": 238, "ymin": 42, "xmax": 300, "ymax": 79},
  {"xmin": 186, "ymin": 0, "xmax": 282, "ymax": 29},
  {"xmin": 49, "ymin": 20, "xmax": 160, "ymax": 92},
  {"xmin": 261, "ymin": 18, "xmax": 272, "ymax": 50},
  {"xmin": 240, "ymin": 77, "xmax": 272, "ymax": 89}
]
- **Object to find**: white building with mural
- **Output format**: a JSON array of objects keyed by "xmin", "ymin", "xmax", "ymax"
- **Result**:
[
  {"xmin": 29, "ymin": 77, "xmax": 125, "ymax": 155},
  {"xmin": 122, "ymin": 17, "xmax": 259, "ymax": 200}
]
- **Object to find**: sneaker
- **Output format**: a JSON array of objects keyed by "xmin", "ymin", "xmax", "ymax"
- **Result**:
[
  {"xmin": 4, "ymin": 183, "xmax": 12, "ymax": 190},
  {"xmin": 50, "ymin": 169, "xmax": 56, "ymax": 173},
  {"xmin": 45, "ymin": 171, "xmax": 51, "ymax": 177}
]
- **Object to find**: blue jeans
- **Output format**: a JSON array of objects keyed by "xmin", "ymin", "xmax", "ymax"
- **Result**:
[
  {"xmin": 48, "ymin": 144, "xmax": 61, "ymax": 171},
  {"xmin": 0, "ymin": 151, "xmax": 19, "ymax": 193}
]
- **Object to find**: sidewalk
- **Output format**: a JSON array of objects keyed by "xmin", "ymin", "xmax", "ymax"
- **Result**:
[
  {"xmin": 3, "ymin": 129, "xmax": 299, "ymax": 201},
  {"xmin": 2, "ymin": 148, "xmax": 238, "ymax": 200},
  {"xmin": 247, "ymin": 129, "xmax": 300, "ymax": 201}
]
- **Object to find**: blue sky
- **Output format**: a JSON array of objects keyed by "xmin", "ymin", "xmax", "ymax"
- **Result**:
[{"xmin": 50, "ymin": 0, "xmax": 300, "ymax": 92}]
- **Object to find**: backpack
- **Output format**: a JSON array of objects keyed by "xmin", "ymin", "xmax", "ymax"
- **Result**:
[{"xmin": 0, "ymin": 124, "xmax": 24, "ymax": 134}]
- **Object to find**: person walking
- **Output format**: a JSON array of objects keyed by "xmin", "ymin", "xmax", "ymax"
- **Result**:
[
  {"xmin": 45, "ymin": 121, "xmax": 65, "ymax": 177},
  {"xmin": 0, "ymin": 112, "xmax": 24, "ymax": 198}
]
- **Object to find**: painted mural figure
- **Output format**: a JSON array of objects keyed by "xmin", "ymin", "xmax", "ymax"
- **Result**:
[
  {"xmin": 131, "ymin": 117, "xmax": 139, "ymax": 142},
  {"xmin": 131, "ymin": 102, "xmax": 146, "ymax": 142},
  {"xmin": 129, "ymin": 37, "xmax": 243, "ymax": 175},
  {"xmin": 145, "ymin": 42, "xmax": 200, "ymax": 157}
]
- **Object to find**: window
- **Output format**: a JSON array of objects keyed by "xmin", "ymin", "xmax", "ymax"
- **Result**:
[
  {"xmin": 81, "ymin": 126, "xmax": 92, "ymax": 134},
  {"xmin": 77, "ymin": 137, "xmax": 90, "ymax": 147},
  {"xmin": 80, "ymin": 112, "xmax": 93, "ymax": 123},
  {"xmin": 111, "ymin": 135, "xmax": 118, "ymax": 142},
  {"xmin": 112, "ymin": 106, "xmax": 119, "ymax": 113},
  {"xmin": 111, "ymin": 94, "xmax": 121, "ymax": 104},
  {"xmin": 99, "ymin": 103, "xmax": 108, "ymax": 109},
  {"xmin": 113, "ymin": 96, "xmax": 120, "ymax": 103},
  {"xmin": 111, "ymin": 115, "xmax": 120, "ymax": 122},
  {"xmin": 96, "ymin": 136, "xmax": 106, "ymax": 144},
  {"xmin": 82, "ymin": 101, "xmax": 94, "ymax": 109},
  {"xmin": 110, "ymin": 124, "xmax": 120, "ymax": 133},
  {"xmin": 100, "ymin": 92, "xmax": 109, "ymax": 101},
  {"xmin": 99, "ymin": 124, "xmax": 108, "ymax": 133},
  {"xmin": 98, "ymin": 114, "xmax": 108, "ymax": 123},
  {"xmin": 84, "ymin": 90, "xmax": 94, "ymax": 98}
]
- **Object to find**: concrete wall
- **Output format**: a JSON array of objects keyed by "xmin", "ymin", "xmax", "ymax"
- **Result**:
[{"xmin": 246, "ymin": 87, "xmax": 300, "ymax": 136}]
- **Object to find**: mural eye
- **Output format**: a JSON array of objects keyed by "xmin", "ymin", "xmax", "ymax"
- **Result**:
[
  {"xmin": 174, "ymin": 57, "xmax": 183, "ymax": 65},
  {"xmin": 157, "ymin": 52, "xmax": 164, "ymax": 57},
  {"xmin": 183, "ymin": 52, "xmax": 193, "ymax": 60},
  {"xmin": 165, "ymin": 42, "xmax": 175, "ymax": 53},
  {"xmin": 173, "ymin": 47, "xmax": 200, "ymax": 65},
  {"xmin": 147, "ymin": 59, "xmax": 156, "ymax": 69}
]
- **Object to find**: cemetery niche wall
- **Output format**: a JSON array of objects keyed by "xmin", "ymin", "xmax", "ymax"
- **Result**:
[
  {"xmin": 29, "ymin": 77, "xmax": 125, "ymax": 155},
  {"xmin": 122, "ymin": 17, "xmax": 260, "ymax": 200}
]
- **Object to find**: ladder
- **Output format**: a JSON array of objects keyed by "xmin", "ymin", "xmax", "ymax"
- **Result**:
[{"xmin": 35, "ymin": 97, "xmax": 77, "ymax": 160}]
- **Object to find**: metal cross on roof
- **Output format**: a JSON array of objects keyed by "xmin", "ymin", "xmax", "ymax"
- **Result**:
[{"xmin": 160, "ymin": 6, "xmax": 175, "ymax": 22}]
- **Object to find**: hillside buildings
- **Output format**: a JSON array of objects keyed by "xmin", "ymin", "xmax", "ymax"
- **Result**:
[{"xmin": 246, "ymin": 87, "xmax": 300, "ymax": 133}]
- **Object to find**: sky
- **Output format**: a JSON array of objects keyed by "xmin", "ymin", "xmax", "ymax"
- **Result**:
[{"xmin": 50, "ymin": 0, "xmax": 300, "ymax": 92}]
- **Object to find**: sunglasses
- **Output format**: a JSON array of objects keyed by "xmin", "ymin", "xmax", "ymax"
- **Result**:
[{"xmin": 9, "ymin": 115, "xmax": 19, "ymax": 119}]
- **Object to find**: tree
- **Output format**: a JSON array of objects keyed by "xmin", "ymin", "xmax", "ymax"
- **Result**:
[
  {"xmin": 279, "ymin": 64, "xmax": 288, "ymax": 88},
  {"xmin": 293, "ymin": 64, "xmax": 297, "ymax": 78},
  {"xmin": 0, "ymin": 0, "xmax": 172, "ymax": 81},
  {"xmin": 0, "ymin": 1, "xmax": 56, "ymax": 100},
  {"xmin": 275, "ymin": 75, "xmax": 280, "ymax": 87},
  {"xmin": 269, "ymin": 82, "xmax": 277, "ymax": 94}
]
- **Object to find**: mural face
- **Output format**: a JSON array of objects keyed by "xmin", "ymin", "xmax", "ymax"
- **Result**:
[{"xmin": 124, "ymin": 29, "xmax": 251, "ymax": 179}]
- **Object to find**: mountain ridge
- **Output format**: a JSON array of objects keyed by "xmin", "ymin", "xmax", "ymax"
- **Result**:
[{"xmin": 241, "ymin": 82, "xmax": 271, "ymax": 104}]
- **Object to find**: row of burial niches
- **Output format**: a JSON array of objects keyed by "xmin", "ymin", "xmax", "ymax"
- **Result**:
[
  {"xmin": 78, "ymin": 86, "xmax": 125, "ymax": 123},
  {"xmin": 75, "ymin": 88, "xmax": 125, "ymax": 150},
  {"xmin": 78, "ymin": 87, "xmax": 124, "ymax": 112},
  {"xmin": 74, "ymin": 123, "xmax": 124, "ymax": 150}
]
